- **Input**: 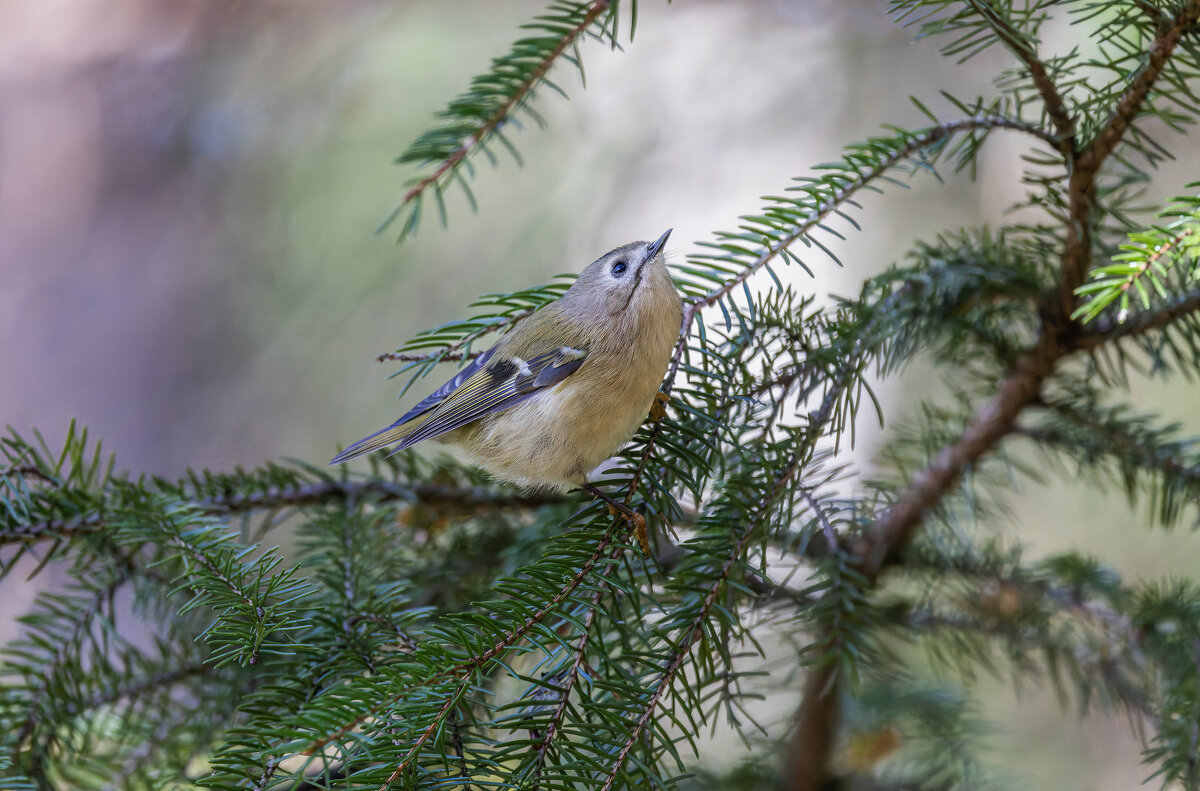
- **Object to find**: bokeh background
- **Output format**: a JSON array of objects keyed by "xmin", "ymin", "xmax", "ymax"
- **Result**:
[{"xmin": 3, "ymin": 1, "xmax": 1199, "ymax": 788}]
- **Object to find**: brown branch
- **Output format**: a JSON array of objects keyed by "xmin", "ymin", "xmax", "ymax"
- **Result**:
[
  {"xmin": 200, "ymin": 479, "xmax": 567, "ymax": 515},
  {"xmin": 1079, "ymin": 0, "xmax": 1200, "ymax": 173},
  {"xmin": 376, "ymin": 349, "xmax": 477, "ymax": 364},
  {"xmin": 784, "ymin": 663, "xmax": 839, "ymax": 791},
  {"xmin": 1076, "ymin": 285, "xmax": 1200, "ymax": 348},
  {"xmin": 975, "ymin": 3, "xmax": 1076, "ymax": 146},
  {"xmin": 1060, "ymin": 1, "xmax": 1200, "ymax": 309},
  {"xmin": 837, "ymin": 2, "xmax": 1200, "ymax": 582},
  {"xmin": 854, "ymin": 332, "xmax": 1062, "ymax": 578},
  {"xmin": 1, "ymin": 464, "xmax": 57, "ymax": 486},
  {"xmin": 780, "ymin": 9, "xmax": 1200, "ymax": 776},
  {"xmin": 3, "ymin": 481, "xmax": 565, "ymax": 548},
  {"xmin": 375, "ymin": 311, "xmax": 535, "ymax": 364},
  {"xmin": 783, "ymin": 263, "xmax": 1200, "ymax": 790},
  {"xmin": 699, "ymin": 118, "xmax": 1022, "ymax": 312},
  {"xmin": 529, "ymin": 548, "xmax": 622, "ymax": 789},
  {"xmin": 395, "ymin": 0, "xmax": 612, "ymax": 212}
]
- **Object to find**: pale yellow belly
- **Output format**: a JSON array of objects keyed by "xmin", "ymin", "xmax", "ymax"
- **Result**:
[{"xmin": 448, "ymin": 372, "xmax": 661, "ymax": 491}]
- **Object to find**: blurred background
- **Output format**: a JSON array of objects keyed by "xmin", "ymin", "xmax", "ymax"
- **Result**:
[{"xmin": 3, "ymin": 1, "xmax": 1199, "ymax": 788}]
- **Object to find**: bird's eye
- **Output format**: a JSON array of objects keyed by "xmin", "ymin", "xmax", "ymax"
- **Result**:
[{"xmin": 611, "ymin": 260, "xmax": 628, "ymax": 276}]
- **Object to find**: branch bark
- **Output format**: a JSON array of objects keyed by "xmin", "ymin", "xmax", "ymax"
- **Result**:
[{"xmin": 784, "ymin": 7, "xmax": 1200, "ymax": 788}]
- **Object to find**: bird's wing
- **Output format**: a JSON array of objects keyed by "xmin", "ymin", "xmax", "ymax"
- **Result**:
[
  {"xmin": 392, "ymin": 347, "xmax": 498, "ymax": 427},
  {"xmin": 328, "ymin": 344, "xmax": 588, "ymax": 464},
  {"xmin": 330, "ymin": 347, "xmax": 497, "ymax": 464},
  {"xmin": 391, "ymin": 344, "xmax": 588, "ymax": 452}
]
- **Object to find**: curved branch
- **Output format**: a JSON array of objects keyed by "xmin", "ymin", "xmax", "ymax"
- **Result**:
[
  {"xmin": 393, "ymin": 0, "xmax": 613, "ymax": 215},
  {"xmin": 376, "ymin": 308, "xmax": 536, "ymax": 365},
  {"xmin": 698, "ymin": 117, "xmax": 1037, "ymax": 311},
  {"xmin": 855, "ymin": 332, "xmax": 1061, "ymax": 578},
  {"xmin": 973, "ymin": 2, "xmax": 1075, "ymax": 145},
  {"xmin": 843, "ymin": 3, "xmax": 1200, "ymax": 587},
  {"xmin": 628, "ymin": 115, "xmax": 1044, "ymax": 505}
]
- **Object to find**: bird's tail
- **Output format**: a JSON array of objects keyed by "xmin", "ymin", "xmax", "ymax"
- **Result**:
[{"xmin": 329, "ymin": 419, "xmax": 423, "ymax": 465}]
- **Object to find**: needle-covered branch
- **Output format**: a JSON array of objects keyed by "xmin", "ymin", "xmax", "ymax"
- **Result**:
[{"xmin": 382, "ymin": 0, "xmax": 618, "ymax": 240}]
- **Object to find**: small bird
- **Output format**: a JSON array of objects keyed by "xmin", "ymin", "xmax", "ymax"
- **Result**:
[{"xmin": 331, "ymin": 230, "xmax": 683, "ymax": 544}]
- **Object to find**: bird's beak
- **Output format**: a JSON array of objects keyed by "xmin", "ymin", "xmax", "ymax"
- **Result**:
[{"xmin": 646, "ymin": 228, "xmax": 673, "ymax": 259}]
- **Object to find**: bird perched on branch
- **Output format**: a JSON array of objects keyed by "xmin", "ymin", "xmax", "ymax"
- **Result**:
[{"xmin": 331, "ymin": 230, "xmax": 683, "ymax": 550}]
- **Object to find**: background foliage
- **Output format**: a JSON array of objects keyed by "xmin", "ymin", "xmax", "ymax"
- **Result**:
[{"xmin": 4, "ymin": 1, "xmax": 1200, "ymax": 789}]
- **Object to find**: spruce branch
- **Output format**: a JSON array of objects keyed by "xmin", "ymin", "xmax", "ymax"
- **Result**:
[
  {"xmin": 58, "ymin": 663, "xmax": 212, "ymax": 719},
  {"xmin": 1062, "ymin": 0, "xmax": 1200, "ymax": 305},
  {"xmin": 9, "ymin": 575, "xmax": 127, "ymax": 760},
  {"xmin": 601, "ymin": 440, "xmax": 814, "ymax": 791},
  {"xmin": 628, "ymin": 115, "xmax": 1049, "ymax": 509},
  {"xmin": 374, "ymin": 527, "xmax": 621, "ymax": 789},
  {"xmin": 1, "ymin": 477, "xmax": 562, "ymax": 549},
  {"xmin": 11, "ymin": 2, "xmax": 1200, "ymax": 788},
  {"xmin": 1074, "ymin": 226, "xmax": 1198, "ymax": 323},
  {"xmin": 527, "ymin": 552, "xmax": 620, "ymax": 790},
  {"xmin": 382, "ymin": 0, "xmax": 616, "ymax": 240},
  {"xmin": 829, "ymin": 0, "xmax": 1200, "ymax": 599},
  {"xmin": 1080, "ymin": 0, "xmax": 1200, "ymax": 174},
  {"xmin": 376, "ymin": 349, "xmax": 475, "ymax": 364},
  {"xmin": 257, "ymin": 524, "xmax": 623, "ymax": 788},
  {"xmin": 199, "ymin": 478, "xmax": 567, "ymax": 517},
  {"xmin": 788, "ymin": 298, "xmax": 1065, "ymax": 791},
  {"xmin": 1081, "ymin": 284, "xmax": 1200, "ymax": 344},
  {"xmin": 695, "ymin": 116, "xmax": 1040, "ymax": 312},
  {"xmin": 1073, "ymin": 185, "xmax": 1200, "ymax": 324},
  {"xmin": 967, "ymin": 0, "xmax": 1076, "ymax": 145},
  {"xmin": 782, "ymin": 10, "xmax": 1200, "ymax": 775},
  {"xmin": 1017, "ymin": 396, "xmax": 1200, "ymax": 525}
]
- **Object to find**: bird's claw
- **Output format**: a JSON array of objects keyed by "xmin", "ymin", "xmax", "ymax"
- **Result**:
[
  {"xmin": 608, "ymin": 505, "xmax": 651, "ymax": 555},
  {"xmin": 649, "ymin": 391, "xmax": 670, "ymax": 422}
]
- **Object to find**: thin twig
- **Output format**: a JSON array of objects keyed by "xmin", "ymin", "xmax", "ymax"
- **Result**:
[
  {"xmin": 395, "ymin": 0, "xmax": 613, "ymax": 212},
  {"xmin": 2, "ymin": 480, "xmax": 566, "ymax": 547},
  {"xmin": 1077, "ymin": 285, "xmax": 1200, "ymax": 348},
  {"xmin": 1061, "ymin": 1, "xmax": 1200, "ymax": 306},
  {"xmin": 528, "ymin": 547, "xmax": 622, "ymax": 789},
  {"xmin": 974, "ymin": 3, "xmax": 1076, "ymax": 145},
  {"xmin": 1080, "ymin": 0, "xmax": 1200, "ymax": 172}
]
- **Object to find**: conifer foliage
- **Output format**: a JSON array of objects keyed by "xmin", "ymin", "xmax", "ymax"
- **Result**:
[{"xmin": 5, "ymin": 1, "xmax": 1200, "ymax": 789}]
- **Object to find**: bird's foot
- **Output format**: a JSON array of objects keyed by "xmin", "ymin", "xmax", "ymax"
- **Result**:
[{"xmin": 649, "ymin": 391, "xmax": 670, "ymax": 422}]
